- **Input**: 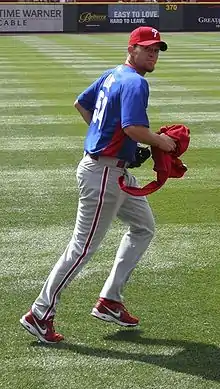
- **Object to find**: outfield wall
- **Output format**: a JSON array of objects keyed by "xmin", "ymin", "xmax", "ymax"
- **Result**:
[{"xmin": 0, "ymin": 2, "xmax": 220, "ymax": 33}]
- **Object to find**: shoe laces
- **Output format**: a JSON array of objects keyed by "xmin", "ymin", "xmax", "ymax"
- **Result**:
[
  {"xmin": 45, "ymin": 317, "xmax": 55, "ymax": 333},
  {"xmin": 113, "ymin": 302, "xmax": 129, "ymax": 315},
  {"xmin": 118, "ymin": 303, "xmax": 134, "ymax": 318},
  {"xmin": 117, "ymin": 302, "xmax": 126, "ymax": 311}
]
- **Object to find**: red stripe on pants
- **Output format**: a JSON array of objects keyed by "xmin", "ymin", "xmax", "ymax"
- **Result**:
[{"xmin": 43, "ymin": 166, "xmax": 109, "ymax": 319}]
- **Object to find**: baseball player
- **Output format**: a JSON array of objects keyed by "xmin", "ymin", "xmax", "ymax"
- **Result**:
[{"xmin": 20, "ymin": 26, "xmax": 176, "ymax": 343}]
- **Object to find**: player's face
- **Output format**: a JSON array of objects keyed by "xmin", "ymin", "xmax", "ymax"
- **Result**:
[{"xmin": 129, "ymin": 43, "xmax": 160, "ymax": 75}]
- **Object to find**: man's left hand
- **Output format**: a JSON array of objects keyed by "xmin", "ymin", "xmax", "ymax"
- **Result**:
[{"xmin": 128, "ymin": 145, "xmax": 151, "ymax": 168}]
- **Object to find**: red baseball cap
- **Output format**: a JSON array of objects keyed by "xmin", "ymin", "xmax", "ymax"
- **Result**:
[{"xmin": 128, "ymin": 26, "xmax": 168, "ymax": 52}]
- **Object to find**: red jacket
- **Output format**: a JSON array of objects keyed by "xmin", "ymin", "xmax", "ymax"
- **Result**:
[{"xmin": 118, "ymin": 124, "xmax": 190, "ymax": 196}]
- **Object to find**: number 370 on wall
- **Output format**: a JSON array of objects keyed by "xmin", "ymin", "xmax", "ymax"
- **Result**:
[{"xmin": 165, "ymin": 4, "xmax": 178, "ymax": 11}]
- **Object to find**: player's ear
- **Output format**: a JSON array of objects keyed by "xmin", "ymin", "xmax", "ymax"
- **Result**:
[{"xmin": 128, "ymin": 45, "xmax": 135, "ymax": 55}]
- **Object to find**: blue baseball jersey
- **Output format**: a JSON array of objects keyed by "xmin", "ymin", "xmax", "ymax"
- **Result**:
[{"xmin": 77, "ymin": 65, "xmax": 150, "ymax": 163}]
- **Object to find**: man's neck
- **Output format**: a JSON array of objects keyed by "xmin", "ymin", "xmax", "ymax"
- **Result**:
[{"xmin": 124, "ymin": 59, "xmax": 146, "ymax": 76}]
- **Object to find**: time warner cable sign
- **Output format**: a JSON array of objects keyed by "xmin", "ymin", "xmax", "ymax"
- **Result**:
[{"xmin": 0, "ymin": 4, "xmax": 63, "ymax": 32}]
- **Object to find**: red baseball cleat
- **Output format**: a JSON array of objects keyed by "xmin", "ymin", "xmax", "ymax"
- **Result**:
[
  {"xmin": 20, "ymin": 310, "xmax": 64, "ymax": 344},
  {"xmin": 91, "ymin": 298, "xmax": 139, "ymax": 327}
]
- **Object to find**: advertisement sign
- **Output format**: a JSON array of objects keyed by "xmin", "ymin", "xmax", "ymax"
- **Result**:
[
  {"xmin": 0, "ymin": 4, "xmax": 63, "ymax": 32},
  {"xmin": 184, "ymin": 4, "xmax": 220, "ymax": 31},
  {"xmin": 78, "ymin": 5, "xmax": 109, "ymax": 33},
  {"xmin": 159, "ymin": 3, "xmax": 183, "ymax": 31},
  {"xmin": 108, "ymin": 4, "xmax": 159, "ymax": 32}
]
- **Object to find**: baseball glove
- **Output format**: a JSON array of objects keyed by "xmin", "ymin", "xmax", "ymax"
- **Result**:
[{"xmin": 128, "ymin": 144, "xmax": 151, "ymax": 168}]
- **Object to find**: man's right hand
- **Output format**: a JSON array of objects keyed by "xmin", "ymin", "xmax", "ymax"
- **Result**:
[
  {"xmin": 123, "ymin": 125, "xmax": 176, "ymax": 152},
  {"xmin": 158, "ymin": 133, "xmax": 176, "ymax": 152}
]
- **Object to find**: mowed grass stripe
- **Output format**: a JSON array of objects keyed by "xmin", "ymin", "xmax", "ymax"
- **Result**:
[
  {"xmin": 0, "ymin": 133, "xmax": 220, "ymax": 150},
  {"xmin": 1, "ymin": 35, "xmax": 219, "ymax": 130},
  {"xmin": 1, "ymin": 34, "xmax": 218, "ymax": 133},
  {"xmin": 0, "ymin": 97, "xmax": 220, "ymax": 108},
  {"xmin": 0, "ymin": 136, "xmax": 84, "ymax": 150},
  {"xmin": 1, "ymin": 222, "xmax": 219, "ymax": 278},
  {"xmin": 0, "ymin": 165, "xmax": 219, "ymax": 193},
  {"xmin": 1, "ymin": 347, "xmax": 210, "ymax": 389},
  {"xmin": 0, "ymin": 112, "xmax": 220, "ymax": 125},
  {"xmin": 0, "ymin": 115, "xmax": 82, "ymax": 125}
]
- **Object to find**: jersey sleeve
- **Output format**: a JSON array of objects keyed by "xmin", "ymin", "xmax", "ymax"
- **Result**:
[
  {"xmin": 77, "ymin": 79, "xmax": 100, "ymax": 113},
  {"xmin": 77, "ymin": 69, "xmax": 113, "ymax": 113},
  {"xmin": 120, "ymin": 77, "xmax": 149, "ymax": 128}
]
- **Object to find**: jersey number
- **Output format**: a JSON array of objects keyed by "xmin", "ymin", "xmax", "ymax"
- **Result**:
[{"xmin": 93, "ymin": 90, "xmax": 108, "ymax": 129}]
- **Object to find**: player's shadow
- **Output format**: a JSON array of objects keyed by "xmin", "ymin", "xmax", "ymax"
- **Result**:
[
  {"xmin": 104, "ymin": 329, "xmax": 220, "ymax": 382},
  {"xmin": 32, "ymin": 329, "xmax": 220, "ymax": 382}
]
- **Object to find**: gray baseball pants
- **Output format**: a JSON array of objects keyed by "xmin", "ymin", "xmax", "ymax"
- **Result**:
[{"xmin": 32, "ymin": 154, "xmax": 155, "ymax": 320}]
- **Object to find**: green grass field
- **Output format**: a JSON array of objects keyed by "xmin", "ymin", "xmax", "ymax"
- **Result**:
[{"xmin": 0, "ymin": 32, "xmax": 220, "ymax": 389}]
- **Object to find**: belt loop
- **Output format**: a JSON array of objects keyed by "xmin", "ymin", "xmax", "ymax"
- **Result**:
[
  {"xmin": 117, "ymin": 160, "xmax": 126, "ymax": 168},
  {"xmin": 87, "ymin": 153, "xmax": 99, "ymax": 161}
]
